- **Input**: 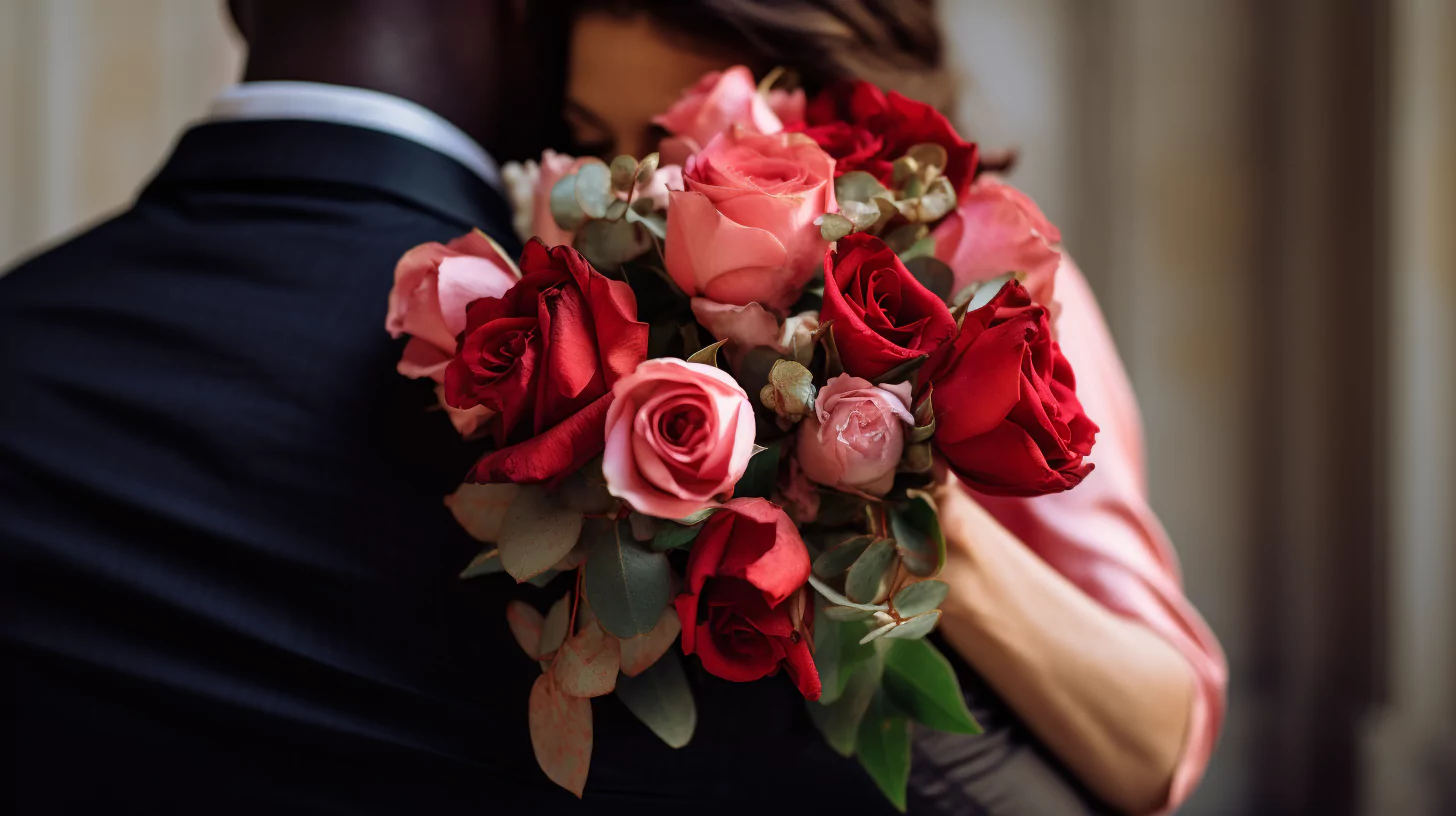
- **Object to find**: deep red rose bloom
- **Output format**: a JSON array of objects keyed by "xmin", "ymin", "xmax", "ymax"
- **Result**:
[
  {"xmin": 444, "ymin": 239, "xmax": 647, "ymax": 484},
  {"xmin": 821, "ymin": 233, "xmax": 958, "ymax": 381},
  {"xmin": 796, "ymin": 80, "xmax": 980, "ymax": 196},
  {"xmin": 674, "ymin": 498, "xmax": 820, "ymax": 700},
  {"xmin": 922, "ymin": 280, "xmax": 1097, "ymax": 496}
]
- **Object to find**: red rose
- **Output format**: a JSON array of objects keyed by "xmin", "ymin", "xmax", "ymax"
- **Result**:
[
  {"xmin": 674, "ymin": 498, "xmax": 820, "ymax": 700},
  {"xmin": 923, "ymin": 280, "xmax": 1097, "ymax": 495},
  {"xmin": 821, "ymin": 233, "xmax": 958, "ymax": 381},
  {"xmin": 444, "ymin": 239, "xmax": 647, "ymax": 484},
  {"xmin": 797, "ymin": 80, "xmax": 980, "ymax": 196}
]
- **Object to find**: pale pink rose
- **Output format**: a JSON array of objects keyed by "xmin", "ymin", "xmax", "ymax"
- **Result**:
[
  {"xmin": 530, "ymin": 150, "xmax": 587, "ymax": 247},
  {"xmin": 767, "ymin": 88, "xmax": 807, "ymax": 129},
  {"xmin": 654, "ymin": 66, "xmax": 784, "ymax": 166},
  {"xmin": 665, "ymin": 129, "xmax": 836, "ymax": 313},
  {"xmin": 797, "ymin": 375, "xmax": 913, "ymax": 497},
  {"xmin": 639, "ymin": 163, "xmax": 684, "ymax": 211},
  {"xmin": 690, "ymin": 297, "xmax": 819, "ymax": 372},
  {"xmin": 386, "ymin": 230, "xmax": 518, "ymax": 438},
  {"xmin": 603, "ymin": 358, "xmax": 757, "ymax": 520},
  {"xmin": 931, "ymin": 175, "xmax": 1062, "ymax": 307}
]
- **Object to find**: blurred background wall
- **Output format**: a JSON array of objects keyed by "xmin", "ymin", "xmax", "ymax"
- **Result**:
[{"xmin": 1, "ymin": 1, "xmax": 1451, "ymax": 813}]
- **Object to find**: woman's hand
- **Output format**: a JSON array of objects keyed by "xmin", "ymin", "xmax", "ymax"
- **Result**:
[{"xmin": 929, "ymin": 468, "xmax": 1195, "ymax": 815}]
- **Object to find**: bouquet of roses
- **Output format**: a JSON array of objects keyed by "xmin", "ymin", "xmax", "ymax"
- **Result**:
[{"xmin": 385, "ymin": 65, "xmax": 1095, "ymax": 809}]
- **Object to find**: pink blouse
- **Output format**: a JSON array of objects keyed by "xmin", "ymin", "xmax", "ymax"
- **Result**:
[{"xmin": 976, "ymin": 260, "xmax": 1228, "ymax": 812}]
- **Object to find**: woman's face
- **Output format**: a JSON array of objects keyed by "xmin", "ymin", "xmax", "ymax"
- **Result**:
[{"xmin": 566, "ymin": 13, "xmax": 740, "ymax": 158}]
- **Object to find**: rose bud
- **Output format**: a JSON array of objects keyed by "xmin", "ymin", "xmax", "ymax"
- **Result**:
[
  {"xmin": 674, "ymin": 498, "xmax": 820, "ymax": 700},
  {"xmin": 820, "ymin": 233, "xmax": 957, "ymax": 381},
  {"xmin": 602, "ymin": 358, "xmax": 757, "ymax": 520},
  {"xmin": 922, "ymin": 280, "xmax": 1097, "ymax": 495},
  {"xmin": 796, "ymin": 374, "xmax": 914, "ymax": 497},
  {"xmin": 759, "ymin": 360, "xmax": 817, "ymax": 423}
]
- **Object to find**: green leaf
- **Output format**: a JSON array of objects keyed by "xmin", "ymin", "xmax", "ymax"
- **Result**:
[
  {"xmin": 898, "ymin": 235, "xmax": 937, "ymax": 263},
  {"xmin": 907, "ymin": 143, "xmax": 949, "ymax": 173},
  {"xmin": 883, "ymin": 609, "xmax": 941, "ymax": 640},
  {"xmin": 609, "ymin": 154, "xmax": 638, "ymax": 192},
  {"xmin": 526, "ymin": 569, "xmax": 561, "ymax": 588},
  {"xmin": 807, "ymin": 648, "xmax": 882, "ymax": 756},
  {"xmin": 686, "ymin": 338, "xmax": 728, "ymax": 367},
  {"xmin": 446, "ymin": 482, "xmax": 521, "ymax": 543},
  {"xmin": 818, "ymin": 212, "xmax": 855, "ymax": 241},
  {"xmin": 890, "ymin": 490, "xmax": 947, "ymax": 578},
  {"xmin": 634, "ymin": 152, "xmax": 660, "ymax": 186},
  {"xmin": 505, "ymin": 600, "xmax": 545, "ymax": 659},
  {"xmin": 539, "ymin": 594, "xmax": 571, "ymax": 658},
  {"xmin": 625, "ymin": 206, "xmax": 668, "ymax": 240},
  {"xmin": 892, "ymin": 580, "xmax": 948, "ymax": 618},
  {"xmin": 615, "ymin": 649, "xmax": 697, "ymax": 748},
  {"xmin": 814, "ymin": 612, "xmax": 876, "ymax": 704},
  {"xmin": 835, "ymin": 171, "xmax": 891, "ymax": 204},
  {"xmin": 558, "ymin": 461, "xmax": 615, "ymax": 515},
  {"xmin": 815, "ymin": 491, "xmax": 867, "ymax": 526},
  {"xmin": 881, "ymin": 638, "xmax": 981, "ymax": 734},
  {"xmin": 651, "ymin": 520, "xmax": 701, "ymax": 551},
  {"xmin": 549, "ymin": 174, "xmax": 585, "ymax": 234},
  {"xmin": 554, "ymin": 621, "xmax": 620, "ymax": 698},
  {"xmin": 812, "ymin": 534, "xmax": 877, "ymax": 580},
  {"xmin": 619, "ymin": 607, "xmax": 681, "ymax": 676},
  {"xmin": 808, "ymin": 574, "xmax": 889, "ymax": 612},
  {"xmin": 839, "ymin": 200, "xmax": 883, "ymax": 232},
  {"xmin": 575, "ymin": 218, "xmax": 652, "ymax": 271},
  {"xmin": 582, "ymin": 518, "xmax": 673, "ymax": 638},
  {"xmin": 870, "ymin": 354, "xmax": 929, "ymax": 387},
  {"xmin": 528, "ymin": 671, "xmax": 592, "ymax": 797},
  {"xmin": 734, "ymin": 441, "xmax": 780, "ymax": 500},
  {"xmin": 815, "ymin": 320, "xmax": 845, "ymax": 379},
  {"xmin": 573, "ymin": 159, "xmax": 614, "ymax": 219},
  {"xmin": 604, "ymin": 198, "xmax": 629, "ymax": 221},
  {"xmin": 859, "ymin": 619, "xmax": 898, "ymax": 644},
  {"xmin": 459, "ymin": 547, "xmax": 503, "ymax": 579},
  {"xmin": 856, "ymin": 689, "xmax": 911, "ymax": 811},
  {"xmin": 497, "ymin": 485, "xmax": 585, "ymax": 582},
  {"xmin": 845, "ymin": 538, "xmax": 897, "ymax": 604},
  {"xmin": 823, "ymin": 605, "xmax": 875, "ymax": 622},
  {"xmin": 904, "ymin": 256, "xmax": 955, "ymax": 302}
]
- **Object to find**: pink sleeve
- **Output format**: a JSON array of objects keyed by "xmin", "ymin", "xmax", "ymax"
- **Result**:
[{"xmin": 975, "ymin": 259, "xmax": 1227, "ymax": 812}]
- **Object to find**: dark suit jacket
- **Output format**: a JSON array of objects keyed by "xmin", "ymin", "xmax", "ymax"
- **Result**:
[{"xmin": 0, "ymin": 119, "xmax": 1106, "ymax": 815}]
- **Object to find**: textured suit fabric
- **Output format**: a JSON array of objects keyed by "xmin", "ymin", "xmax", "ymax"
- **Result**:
[{"xmin": 0, "ymin": 119, "xmax": 1104, "ymax": 815}]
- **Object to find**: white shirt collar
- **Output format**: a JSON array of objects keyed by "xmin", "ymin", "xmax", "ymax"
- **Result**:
[{"xmin": 207, "ymin": 81, "xmax": 503, "ymax": 192}]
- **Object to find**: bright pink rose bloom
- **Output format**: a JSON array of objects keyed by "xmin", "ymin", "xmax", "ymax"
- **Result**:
[
  {"xmin": 689, "ymin": 298, "xmax": 819, "ymax": 372},
  {"xmin": 797, "ymin": 374, "xmax": 913, "ymax": 496},
  {"xmin": 664, "ymin": 129, "xmax": 836, "ymax": 313},
  {"xmin": 385, "ymin": 230, "xmax": 518, "ymax": 438},
  {"xmin": 674, "ymin": 498, "xmax": 819, "ymax": 699},
  {"xmin": 932, "ymin": 175, "xmax": 1062, "ymax": 306},
  {"xmin": 653, "ymin": 66, "xmax": 786, "ymax": 166},
  {"xmin": 603, "ymin": 358, "xmax": 757, "ymax": 520}
]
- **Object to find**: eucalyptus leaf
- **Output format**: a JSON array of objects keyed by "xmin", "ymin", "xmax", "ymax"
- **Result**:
[
  {"xmin": 965, "ymin": 273, "xmax": 1017, "ymax": 312},
  {"xmin": 615, "ymin": 649, "xmax": 697, "ymax": 748},
  {"xmin": 883, "ymin": 609, "xmax": 942, "ymax": 640},
  {"xmin": 807, "ymin": 648, "xmax": 882, "ymax": 756},
  {"xmin": 882, "ymin": 223, "xmax": 928, "ymax": 255},
  {"xmin": 459, "ymin": 548, "xmax": 503, "ymax": 579},
  {"xmin": 625, "ymin": 206, "xmax": 668, "ymax": 240},
  {"xmin": 892, "ymin": 580, "xmax": 948, "ymax": 618},
  {"xmin": 856, "ymin": 689, "xmax": 911, "ymax": 811},
  {"xmin": 808, "ymin": 574, "xmax": 889, "ymax": 612},
  {"xmin": 685, "ymin": 338, "xmax": 728, "ymax": 367},
  {"xmin": 549, "ymin": 174, "xmax": 585, "ymax": 233},
  {"xmin": 558, "ymin": 462, "xmax": 615, "ymax": 515},
  {"xmin": 818, "ymin": 212, "xmax": 855, "ymax": 242},
  {"xmin": 898, "ymin": 235, "xmax": 937, "ymax": 263},
  {"xmin": 835, "ymin": 171, "xmax": 891, "ymax": 204},
  {"xmin": 446, "ymin": 482, "xmax": 521, "ymax": 543},
  {"xmin": 554, "ymin": 621, "xmax": 621, "ymax": 698},
  {"xmin": 573, "ymin": 160, "xmax": 614, "ymax": 219},
  {"xmin": 906, "ymin": 143, "xmax": 949, "ymax": 173},
  {"xmin": 526, "ymin": 569, "xmax": 562, "ymax": 588},
  {"xmin": 812, "ymin": 534, "xmax": 876, "ymax": 580},
  {"xmin": 575, "ymin": 218, "xmax": 652, "ymax": 271},
  {"xmin": 634, "ymin": 152, "xmax": 660, "ymax": 186},
  {"xmin": 604, "ymin": 198, "xmax": 629, "ymax": 221},
  {"xmin": 904, "ymin": 256, "xmax": 955, "ymax": 302},
  {"xmin": 609, "ymin": 155, "xmax": 639, "ymax": 191},
  {"xmin": 497, "ymin": 485, "xmax": 584, "ymax": 582},
  {"xmin": 840, "ymin": 199, "xmax": 882, "ymax": 232},
  {"xmin": 859, "ymin": 619, "xmax": 898, "ymax": 645},
  {"xmin": 734, "ymin": 441, "xmax": 780, "ymax": 500},
  {"xmin": 823, "ymin": 605, "xmax": 875, "ymax": 622},
  {"xmin": 890, "ymin": 490, "xmax": 947, "ymax": 578},
  {"xmin": 882, "ymin": 637, "xmax": 981, "ymax": 734},
  {"xmin": 900, "ymin": 441, "xmax": 934, "ymax": 474},
  {"xmin": 505, "ymin": 600, "xmax": 545, "ymax": 659},
  {"xmin": 845, "ymin": 538, "xmax": 897, "ymax": 604},
  {"xmin": 582, "ymin": 518, "xmax": 672, "ymax": 638},
  {"xmin": 539, "ymin": 595, "xmax": 571, "ymax": 658},
  {"xmin": 528, "ymin": 672, "xmax": 592, "ymax": 797},
  {"xmin": 892, "ymin": 156, "xmax": 920, "ymax": 188},
  {"xmin": 651, "ymin": 521, "xmax": 701, "ymax": 551}
]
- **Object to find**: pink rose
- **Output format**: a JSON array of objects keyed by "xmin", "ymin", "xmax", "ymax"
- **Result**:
[
  {"xmin": 797, "ymin": 374, "xmax": 913, "ymax": 496},
  {"xmin": 932, "ymin": 176, "xmax": 1062, "ymax": 307},
  {"xmin": 654, "ymin": 66, "xmax": 785, "ymax": 166},
  {"xmin": 385, "ymin": 230, "xmax": 519, "ymax": 438},
  {"xmin": 767, "ymin": 88, "xmax": 807, "ymax": 129},
  {"xmin": 603, "ymin": 358, "xmax": 757, "ymax": 519},
  {"xmin": 530, "ymin": 150, "xmax": 587, "ymax": 247},
  {"xmin": 664, "ymin": 129, "xmax": 836, "ymax": 313}
]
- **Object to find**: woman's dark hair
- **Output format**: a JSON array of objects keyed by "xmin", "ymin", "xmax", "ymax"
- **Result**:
[{"xmin": 569, "ymin": 0, "xmax": 955, "ymax": 110}]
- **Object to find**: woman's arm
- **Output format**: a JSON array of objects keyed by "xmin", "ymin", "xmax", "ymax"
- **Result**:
[
  {"xmin": 932, "ymin": 259, "xmax": 1226, "ymax": 815},
  {"xmin": 933, "ymin": 478, "xmax": 1193, "ymax": 815}
]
